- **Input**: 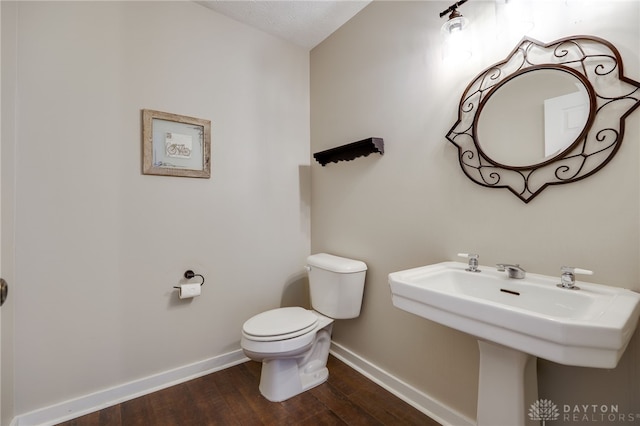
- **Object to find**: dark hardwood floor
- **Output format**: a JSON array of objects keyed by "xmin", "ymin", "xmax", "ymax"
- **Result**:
[{"xmin": 56, "ymin": 355, "xmax": 441, "ymax": 425}]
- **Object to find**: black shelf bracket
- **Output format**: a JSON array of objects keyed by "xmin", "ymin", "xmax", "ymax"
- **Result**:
[{"xmin": 313, "ymin": 137, "xmax": 384, "ymax": 166}]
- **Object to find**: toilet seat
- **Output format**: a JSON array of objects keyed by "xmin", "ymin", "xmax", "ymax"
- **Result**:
[{"xmin": 242, "ymin": 307, "xmax": 318, "ymax": 342}]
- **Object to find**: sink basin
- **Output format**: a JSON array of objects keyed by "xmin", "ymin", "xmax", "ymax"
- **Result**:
[
  {"xmin": 389, "ymin": 261, "xmax": 640, "ymax": 368},
  {"xmin": 389, "ymin": 261, "xmax": 640, "ymax": 425}
]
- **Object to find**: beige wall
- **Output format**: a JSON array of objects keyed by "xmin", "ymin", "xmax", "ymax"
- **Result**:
[
  {"xmin": 2, "ymin": 1, "xmax": 310, "ymax": 417},
  {"xmin": 311, "ymin": 0, "xmax": 640, "ymax": 423},
  {"xmin": 2, "ymin": 2, "xmax": 19, "ymax": 424},
  {"xmin": 1, "ymin": 2, "xmax": 17, "ymax": 425}
]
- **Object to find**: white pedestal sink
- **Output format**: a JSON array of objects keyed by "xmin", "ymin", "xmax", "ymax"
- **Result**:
[{"xmin": 389, "ymin": 261, "xmax": 640, "ymax": 426}]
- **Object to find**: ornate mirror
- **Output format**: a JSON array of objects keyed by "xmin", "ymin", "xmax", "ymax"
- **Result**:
[{"xmin": 446, "ymin": 36, "xmax": 640, "ymax": 203}]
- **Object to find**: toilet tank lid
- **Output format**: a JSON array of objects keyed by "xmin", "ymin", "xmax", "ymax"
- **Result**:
[{"xmin": 307, "ymin": 253, "xmax": 367, "ymax": 273}]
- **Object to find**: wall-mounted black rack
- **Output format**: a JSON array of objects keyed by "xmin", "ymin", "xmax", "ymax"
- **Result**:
[{"xmin": 313, "ymin": 137, "xmax": 384, "ymax": 166}]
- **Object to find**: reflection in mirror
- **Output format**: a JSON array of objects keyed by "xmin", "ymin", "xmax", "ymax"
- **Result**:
[
  {"xmin": 477, "ymin": 69, "xmax": 590, "ymax": 167},
  {"xmin": 445, "ymin": 36, "xmax": 640, "ymax": 203}
]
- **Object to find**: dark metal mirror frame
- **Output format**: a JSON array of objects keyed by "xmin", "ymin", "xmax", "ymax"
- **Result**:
[{"xmin": 446, "ymin": 35, "xmax": 640, "ymax": 203}]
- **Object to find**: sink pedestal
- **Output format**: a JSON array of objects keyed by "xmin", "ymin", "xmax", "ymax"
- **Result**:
[{"xmin": 477, "ymin": 340, "xmax": 538, "ymax": 426}]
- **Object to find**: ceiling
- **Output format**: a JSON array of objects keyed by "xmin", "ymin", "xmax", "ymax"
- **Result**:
[{"xmin": 197, "ymin": 1, "xmax": 372, "ymax": 50}]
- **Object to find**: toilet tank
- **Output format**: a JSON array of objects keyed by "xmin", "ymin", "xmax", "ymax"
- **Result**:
[{"xmin": 306, "ymin": 253, "xmax": 367, "ymax": 319}]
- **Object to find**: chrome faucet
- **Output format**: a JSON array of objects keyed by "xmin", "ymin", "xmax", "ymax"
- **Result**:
[
  {"xmin": 557, "ymin": 266, "xmax": 593, "ymax": 290},
  {"xmin": 458, "ymin": 253, "xmax": 481, "ymax": 272},
  {"xmin": 496, "ymin": 264, "xmax": 526, "ymax": 279}
]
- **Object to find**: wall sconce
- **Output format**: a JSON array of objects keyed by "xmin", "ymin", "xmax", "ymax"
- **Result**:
[
  {"xmin": 440, "ymin": 0, "xmax": 472, "ymax": 62},
  {"xmin": 441, "ymin": 7, "xmax": 469, "ymax": 34}
]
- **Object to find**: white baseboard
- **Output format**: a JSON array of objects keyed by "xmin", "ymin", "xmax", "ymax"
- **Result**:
[
  {"xmin": 13, "ymin": 349, "xmax": 249, "ymax": 426},
  {"xmin": 329, "ymin": 342, "xmax": 476, "ymax": 426},
  {"xmin": 13, "ymin": 343, "xmax": 475, "ymax": 426}
]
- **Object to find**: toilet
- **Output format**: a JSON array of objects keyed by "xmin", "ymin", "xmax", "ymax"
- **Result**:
[{"xmin": 241, "ymin": 253, "xmax": 367, "ymax": 402}]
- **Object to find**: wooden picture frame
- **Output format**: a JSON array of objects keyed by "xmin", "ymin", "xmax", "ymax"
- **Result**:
[{"xmin": 142, "ymin": 109, "xmax": 211, "ymax": 178}]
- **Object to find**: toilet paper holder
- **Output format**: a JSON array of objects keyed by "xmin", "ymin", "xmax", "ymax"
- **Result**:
[{"xmin": 173, "ymin": 270, "xmax": 205, "ymax": 290}]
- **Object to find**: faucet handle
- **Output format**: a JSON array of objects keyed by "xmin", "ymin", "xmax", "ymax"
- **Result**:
[
  {"xmin": 458, "ymin": 253, "xmax": 480, "ymax": 272},
  {"xmin": 558, "ymin": 266, "xmax": 593, "ymax": 290},
  {"xmin": 561, "ymin": 266, "xmax": 593, "ymax": 276},
  {"xmin": 458, "ymin": 253, "xmax": 478, "ymax": 260}
]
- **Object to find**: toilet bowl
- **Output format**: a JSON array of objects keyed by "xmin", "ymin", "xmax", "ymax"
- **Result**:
[
  {"xmin": 241, "ymin": 307, "xmax": 334, "ymax": 402},
  {"xmin": 241, "ymin": 253, "xmax": 367, "ymax": 402}
]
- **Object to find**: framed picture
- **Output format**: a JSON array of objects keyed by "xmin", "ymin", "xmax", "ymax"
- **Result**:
[{"xmin": 142, "ymin": 109, "xmax": 211, "ymax": 178}]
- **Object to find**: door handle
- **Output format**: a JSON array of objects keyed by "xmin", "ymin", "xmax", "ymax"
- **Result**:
[{"xmin": 0, "ymin": 278, "xmax": 8, "ymax": 306}]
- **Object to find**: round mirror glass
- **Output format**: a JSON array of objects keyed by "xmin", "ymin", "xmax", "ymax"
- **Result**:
[{"xmin": 476, "ymin": 69, "xmax": 590, "ymax": 167}]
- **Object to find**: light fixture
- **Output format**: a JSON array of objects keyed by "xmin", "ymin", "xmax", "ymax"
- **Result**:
[
  {"xmin": 440, "ymin": 0, "xmax": 472, "ymax": 63},
  {"xmin": 440, "ymin": 0, "xmax": 469, "ymax": 34}
]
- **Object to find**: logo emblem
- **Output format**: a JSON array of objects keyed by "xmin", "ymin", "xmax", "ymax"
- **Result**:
[{"xmin": 529, "ymin": 399, "xmax": 560, "ymax": 425}]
